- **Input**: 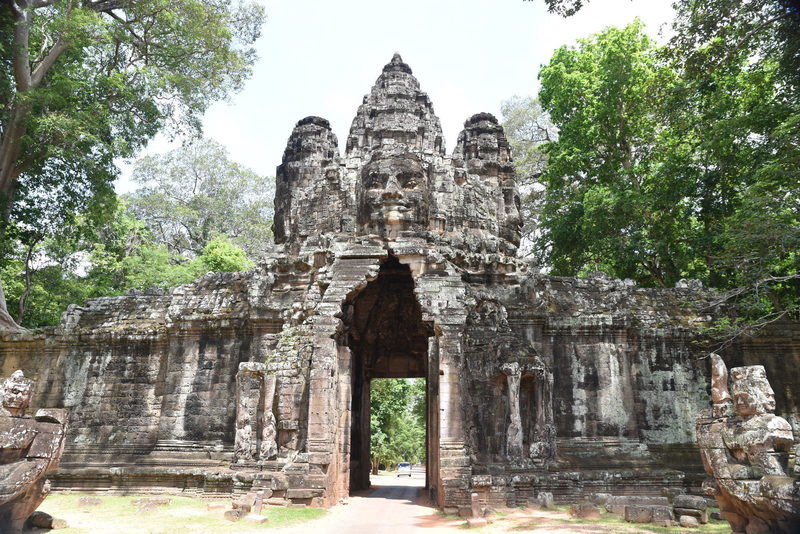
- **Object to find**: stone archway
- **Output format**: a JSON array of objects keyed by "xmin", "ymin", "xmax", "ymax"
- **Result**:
[{"xmin": 340, "ymin": 255, "xmax": 434, "ymax": 492}]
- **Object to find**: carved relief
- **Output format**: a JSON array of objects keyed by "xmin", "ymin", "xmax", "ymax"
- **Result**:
[
  {"xmin": 0, "ymin": 371, "xmax": 68, "ymax": 534},
  {"xmin": 697, "ymin": 358, "xmax": 799, "ymax": 534},
  {"xmin": 234, "ymin": 363, "xmax": 278, "ymax": 464},
  {"xmin": 499, "ymin": 353, "xmax": 555, "ymax": 464}
]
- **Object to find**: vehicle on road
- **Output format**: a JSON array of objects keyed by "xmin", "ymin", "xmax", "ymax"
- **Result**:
[{"xmin": 397, "ymin": 462, "xmax": 412, "ymax": 477}]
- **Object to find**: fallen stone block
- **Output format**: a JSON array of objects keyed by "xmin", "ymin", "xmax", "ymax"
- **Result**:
[
  {"xmin": 457, "ymin": 506, "xmax": 472, "ymax": 518},
  {"xmin": 679, "ymin": 514, "xmax": 699, "ymax": 528},
  {"xmin": 606, "ymin": 495, "xmax": 669, "ymax": 515},
  {"xmin": 537, "ymin": 492, "xmax": 554, "ymax": 509},
  {"xmin": 77, "ymin": 496, "xmax": 102, "ymax": 507},
  {"xmin": 674, "ymin": 507, "xmax": 708, "ymax": 524},
  {"xmin": 625, "ymin": 505, "xmax": 673, "ymax": 525},
  {"xmin": 224, "ymin": 509, "xmax": 244, "ymax": 522},
  {"xmin": 266, "ymin": 497, "xmax": 289, "ymax": 507},
  {"xmin": 651, "ymin": 506, "xmax": 674, "ymax": 527},
  {"xmin": 590, "ymin": 493, "xmax": 611, "ymax": 506},
  {"xmin": 673, "ymin": 495, "xmax": 707, "ymax": 511},
  {"xmin": 661, "ymin": 487, "xmax": 685, "ymax": 503},
  {"xmin": 625, "ymin": 505, "xmax": 654, "ymax": 523},
  {"xmin": 245, "ymin": 514, "xmax": 268, "ymax": 524},
  {"xmin": 570, "ymin": 502, "xmax": 600, "ymax": 519},
  {"xmin": 28, "ymin": 511, "xmax": 67, "ymax": 529}
]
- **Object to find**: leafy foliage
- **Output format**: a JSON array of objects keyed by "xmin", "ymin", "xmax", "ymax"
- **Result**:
[
  {"xmin": 529, "ymin": 4, "xmax": 799, "ymax": 341},
  {"xmin": 126, "ymin": 138, "xmax": 274, "ymax": 261},
  {"xmin": 0, "ymin": 0, "xmax": 266, "ymax": 326},
  {"xmin": 370, "ymin": 378, "xmax": 426, "ymax": 472},
  {"xmin": 1, "ymin": 195, "xmax": 257, "ymax": 328},
  {"xmin": 500, "ymin": 96, "xmax": 556, "ymax": 250}
]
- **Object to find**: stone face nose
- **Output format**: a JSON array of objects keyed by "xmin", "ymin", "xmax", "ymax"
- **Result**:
[{"xmin": 381, "ymin": 177, "xmax": 403, "ymax": 200}]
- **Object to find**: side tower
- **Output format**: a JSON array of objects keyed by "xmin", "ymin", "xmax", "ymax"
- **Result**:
[{"xmin": 273, "ymin": 116, "xmax": 349, "ymax": 247}]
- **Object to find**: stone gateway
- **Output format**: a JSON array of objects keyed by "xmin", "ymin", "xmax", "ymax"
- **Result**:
[{"xmin": 1, "ymin": 55, "xmax": 798, "ymax": 511}]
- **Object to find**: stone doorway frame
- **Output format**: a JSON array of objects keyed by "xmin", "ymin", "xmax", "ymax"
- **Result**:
[{"xmin": 337, "ymin": 254, "xmax": 440, "ymax": 498}]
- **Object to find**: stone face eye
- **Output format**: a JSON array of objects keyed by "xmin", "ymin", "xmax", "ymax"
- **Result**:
[
  {"xmin": 400, "ymin": 173, "xmax": 420, "ymax": 189},
  {"xmin": 365, "ymin": 174, "xmax": 383, "ymax": 189}
]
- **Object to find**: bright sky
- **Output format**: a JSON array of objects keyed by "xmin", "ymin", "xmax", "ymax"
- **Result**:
[{"xmin": 116, "ymin": 0, "xmax": 675, "ymax": 192}]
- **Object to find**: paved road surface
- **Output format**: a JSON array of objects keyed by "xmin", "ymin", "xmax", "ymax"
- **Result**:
[{"xmin": 277, "ymin": 467, "xmax": 457, "ymax": 534}]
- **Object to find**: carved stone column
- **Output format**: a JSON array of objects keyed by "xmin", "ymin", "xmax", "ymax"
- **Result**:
[
  {"xmin": 259, "ymin": 375, "xmax": 278, "ymax": 460},
  {"xmin": 234, "ymin": 363, "xmax": 277, "ymax": 463},
  {"xmin": 500, "ymin": 362, "xmax": 523, "ymax": 458}
]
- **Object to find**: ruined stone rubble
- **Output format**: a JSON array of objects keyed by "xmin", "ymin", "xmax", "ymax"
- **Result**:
[{"xmin": 1, "ymin": 54, "xmax": 798, "ymax": 510}]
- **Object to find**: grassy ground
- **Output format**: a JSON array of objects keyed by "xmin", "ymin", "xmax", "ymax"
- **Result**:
[
  {"xmin": 444, "ymin": 505, "xmax": 731, "ymax": 534},
  {"xmin": 27, "ymin": 494, "xmax": 327, "ymax": 534}
]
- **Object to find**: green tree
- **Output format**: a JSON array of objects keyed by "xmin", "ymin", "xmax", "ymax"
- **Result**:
[
  {"xmin": 370, "ymin": 378, "xmax": 426, "ymax": 473},
  {"xmin": 500, "ymin": 96, "xmax": 556, "ymax": 250},
  {"xmin": 0, "ymin": 0, "xmax": 266, "ymax": 327},
  {"xmin": 537, "ymin": 21, "xmax": 689, "ymax": 286},
  {"xmin": 1, "ymin": 197, "xmax": 256, "ymax": 328},
  {"xmin": 127, "ymin": 138, "xmax": 274, "ymax": 261},
  {"xmin": 664, "ymin": 0, "xmax": 800, "ymax": 336},
  {"xmin": 535, "ymin": 8, "xmax": 799, "ymax": 340}
]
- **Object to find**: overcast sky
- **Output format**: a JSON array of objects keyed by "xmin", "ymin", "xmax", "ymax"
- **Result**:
[{"xmin": 116, "ymin": 0, "xmax": 675, "ymax": 192}]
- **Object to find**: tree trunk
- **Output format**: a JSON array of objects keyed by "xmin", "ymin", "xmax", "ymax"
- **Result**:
[{"xmin": 0, "ymin": 282, "xmax": 25, "ymax": 332}]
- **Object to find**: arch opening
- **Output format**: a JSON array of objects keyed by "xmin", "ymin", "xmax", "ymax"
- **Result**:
[{"xmin": 342, "ymin": 255, "xmax": 434, "ymax": 492}]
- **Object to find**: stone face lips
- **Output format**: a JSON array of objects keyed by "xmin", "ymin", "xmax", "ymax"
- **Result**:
[{"xmin": 0, "ymin": 54, "xmax": 798, "ymax": 513}]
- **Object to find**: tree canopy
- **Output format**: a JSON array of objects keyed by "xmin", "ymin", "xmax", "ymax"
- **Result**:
[
  {"xmin": 127, "ymin": 138, "xmax": 274, "ymax": 262},
  {"xmin": 370, "ymin": 378, "xmax": 425, "ymax": 472},
  {"xmin": 524, "ymin": 2, "xmax": 799, "ymax": 341},
  {"xmin": 0, "ymin": 0, "xmax": 266, "ymax": 327}
]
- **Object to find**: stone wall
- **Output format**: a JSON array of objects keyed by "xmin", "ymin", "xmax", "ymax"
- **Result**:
[{"xmin": 1, "ymin": 54, "xmax": 799, "ymax": 510}]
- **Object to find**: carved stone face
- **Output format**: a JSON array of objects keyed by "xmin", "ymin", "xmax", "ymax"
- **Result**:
[
  {"xmin": 358, "ymin": 152, "xmax": 429, "ymax": 237},
  {"xmin": 730, "ymin": 366, "xmax": 776, "ymax": 417},
  {"xmin": 2, "ymin": 370, "xmax": 33, "ymax": 417}
]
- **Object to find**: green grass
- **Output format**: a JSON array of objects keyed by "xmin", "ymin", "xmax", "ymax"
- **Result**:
[
  {"xmin": 32, "ymin": 494, "xmax": 327, "ymax": 534},
  {"xmin": 540, "ymin": 507, "xmax": 730, "ymax": 533}
]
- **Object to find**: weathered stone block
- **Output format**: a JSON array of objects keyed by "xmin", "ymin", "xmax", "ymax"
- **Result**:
[
  {"xmin": 28, "ymin": 511, "xmax": 67, "ymax": 529},
  {"xmin": 674, "ymin": 508, "xmax": 708, "ymax": 524},
  {"xmin": 224, "ymin": 509, "xmax": 244, "ymax": 522},
  {"xmin": 286, "ymin": 488, "xmax": 323, "ymax": 499},
  {"xmin": 625, "ymin": 505, "xmax": 654, "ymax": 523},
  {"xmin": 673, "ymin": 495, "xmax": 707, "ymax": 511},
  {"xmin": 570, "ymin": 503, "xmax": 600, "ymax": 519},
  {"xmin": 679, "ymin": 514, "xmax": 699, "ymax": 528},
  {"xmin": 661, "ymin": 487, "xmax": 685, "ymax": 503}
]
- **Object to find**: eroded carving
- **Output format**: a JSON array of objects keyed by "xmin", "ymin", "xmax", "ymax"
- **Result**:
[
  {"xmin": 697, "ymin": 359, "xmax": 799, "ymax": 534},
  {"xmin": 0, "ymin": 371, "xmax": 68, "ymax": 534},
  {"xmin": 357, "ymin": 151, "xmax": 430, "ymax": 238},
  {"xmin": 234, "ymin": 363, "xmax": 278, "ymax": 464}
]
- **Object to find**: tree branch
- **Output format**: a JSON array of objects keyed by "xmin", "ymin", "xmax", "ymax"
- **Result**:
[
  {"xmin": 31, "ymin": 39, "xmax": 68, "ymax": 87},
  {"xmin": 715, "ymin": 11, "xmax": 792, "ymax": 68},
  {"xmin": 11, "ymin": 0, "xmax": 33, "ymax": 92}
]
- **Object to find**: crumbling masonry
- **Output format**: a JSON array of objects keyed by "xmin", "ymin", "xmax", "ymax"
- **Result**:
[{"xmin": 1, "ymin": 55, "xmax": 798, "ymax": 509}]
